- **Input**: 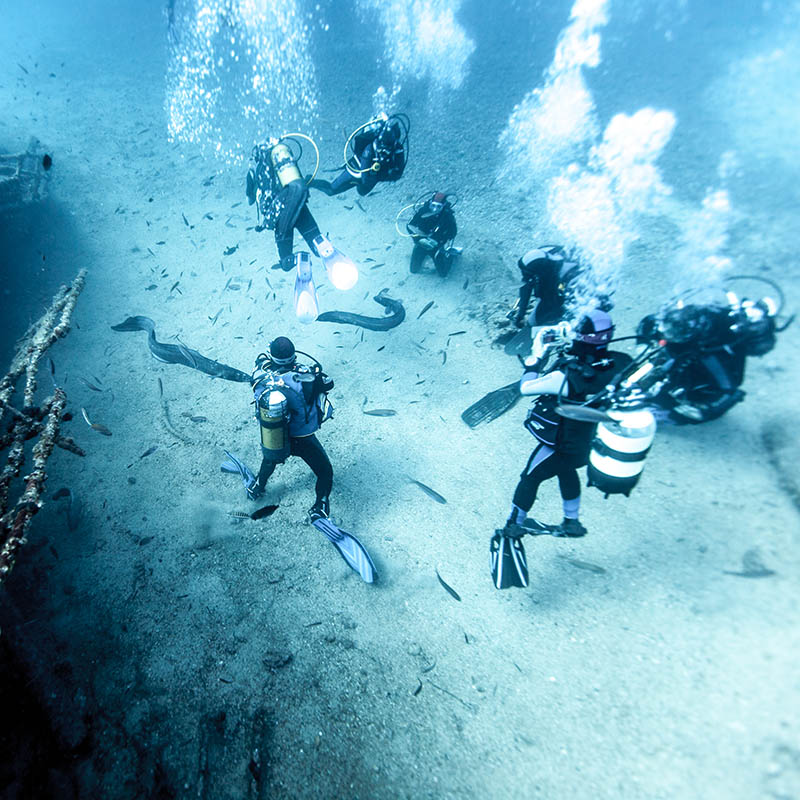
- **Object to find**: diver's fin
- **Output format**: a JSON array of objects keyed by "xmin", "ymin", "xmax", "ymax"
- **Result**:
[
  {"xmin": 490, "ymin": 527, "xmax": 529, "ymax": 589},
  {"xmin": 312, "ymin": 517, "xmax": 377, "ymax": 584},
  {"xmin": 461, "ymin": 382, "xmax": 521, "ymax": 428},
  {"xmin": 220, "ymin": 450, "xmax": 257, "ymax": 490},
  {"xmin": 522, "ymin": 518, "xmax": 562, "ymax": 536},
  {"xmin": 503, "ymin": 325, "xmax": 532, "ymax": 356}
]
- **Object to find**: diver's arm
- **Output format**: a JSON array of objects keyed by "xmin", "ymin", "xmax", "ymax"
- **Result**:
[
  {"xmin": 520, "ymin": 369, "xmax": 566, "ymax": 396},
  {"xmin": 515, "ymin": 280, "xmax": 535, "ymax": 326}
]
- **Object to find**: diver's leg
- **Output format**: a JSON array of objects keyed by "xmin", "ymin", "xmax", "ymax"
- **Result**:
[
  {"xmin": 555, "ymin": 463, "xmax": 587, "ymax": 536},
  {"xmin": 296, "ymin": 206, "xmax": 322, "ymax": 252},
  {"xmin": 257, "ymin": 455, "xmax": 277, "ymax": 490},
  {"xmin": 434, "ymin": 246, "xmax": 453, "ymax": 277},
  {"xmin": 508, "ymin": 444, "xmax": 557, "ymax": 524},
  {"xmin": 310, "ymin": 170, "xmax": 356, "ymax": 196},
  {"xmin": 292, "ymin": 434, "xmax": 333, "ymax": 514}
]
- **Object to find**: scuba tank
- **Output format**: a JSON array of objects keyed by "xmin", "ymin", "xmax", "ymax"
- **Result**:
[
  {"xmin": 257, "ymin": 383, "xmax": 290, "ymax": 463},
  {"xmin": 587, "ymin": 407, "xmax": 656, "ymax": 497},
  {"xmin": 270, "ymin": 142, "xmax": 303, "ymax": 187}
]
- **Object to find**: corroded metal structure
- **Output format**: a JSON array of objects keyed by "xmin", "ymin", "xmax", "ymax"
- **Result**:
[{"xmin": 0, "ymin": 270, "xmax": 87, "ymax": 583}]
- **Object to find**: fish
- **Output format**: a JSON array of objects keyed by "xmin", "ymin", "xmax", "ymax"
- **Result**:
[
  {"xmin": 363, "ymin": 409, "xmax": 397, "ymax": 417},
  {"xmin": 462, "ymin": 278, "xmax": 470, "ymax": 290},
  {"xmin": 80, "ymin": 407, "xmax": 113, "ymax": 436},
  {"xmin": 370, "ymin": 262, "xmax": 385, "ymax": 270},
  {"xmin": 223, "ymin": 245, "xmax": 239, "ymax": 256},
  {"xmin": 181, "ymin": 412, "xmax": 208, "ymax": 423},
  {"xmin": 155, "ymin": 240, "xmax": 166, "ymax": 245},
  {"xmin": 723, "ymin": 548, "xmax": 776, "ymax": 578},
  {"xmin": 407, "ymin": 477, "xmax": 447, "ymax": 504},
  {"xmin": 435, "ymin": 567, "xmax": 461, "ymax": 601},
  {"xmin": 182, "ymin": 212, "xmax": 192, "ymax": 227},
  {"xmin": 250, "ymin": 504, "xmax": 279, "ymax": 521},
  {"xmin": 139, "ymin": 446, "xmax": 158, "ymax": 459},
  {"xmin": 316, "ymin": 289, "xmax": 405, "ymax": 331},
  {"xmin": 417, "ymin": 301, "xmax": 434, "ymax": 319},
  {"xmin": 145, "ymin": 284, "xmax": 158, "ymax": 291},
  {"xmin": 78, "ymin": 376, "xmax": 104, "ymax": 392},
  {"xmin": 558, "ymin": 556, "xmax": 606, "ymax": 574},
  {"xmin": 448, "ymin": 331, "xmax": 466, "ymax": 337},
  {"xmin": 111, "ymin": 316, "xmax": 250, "ymax": 382},
  {"xmin": 170, "ymin": 280, "xmax": 180, "ymax": 292},
  {"xmin": 18, "ymin": 63, "xmax": 29, "ymax": 74}
]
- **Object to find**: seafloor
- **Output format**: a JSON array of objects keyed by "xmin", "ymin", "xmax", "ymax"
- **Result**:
[{"xmin": 1, "ymin": 2, "xmax": 799, "ymax": 799}]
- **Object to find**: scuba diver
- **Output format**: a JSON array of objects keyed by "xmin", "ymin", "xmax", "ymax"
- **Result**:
[
  {"xmin": 246, "ymin": 135, "xmax": 360, "ymax": 322},
  {"xmin": 405, "ymin": 191, "xmax": 461, "ymax": 277},
  {"xmin": 248, "ymin": 336, "xmax": 334, "ymax": 521},
  {"xmin": 630, "ymin": 286, "xmax": 782, "ymax": 423},
  {"xmin": 246, "ymin": 135, "xmax": 323, "ymax": 273},
  {"xmin": 510, "ymin": 245, "xmax": 614, "ymax": 328},
  {"xmin": 309, "ymin": 112, "xmax": 409, "ymax": 197},
  {"xmin": 491, "ymin": 310, "xmax": 632, "ymax": 589}
]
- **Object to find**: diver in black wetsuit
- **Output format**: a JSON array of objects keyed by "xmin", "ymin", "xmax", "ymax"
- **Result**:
[
  {"xmin": 512, "ymin": 245, "xmax": 585, "ymax": 328},
  {"xmin": 504, "ymin": 310, "xmax": 630, "ymax": 537},
  {"xmin": 310, "ymin": 112, "xmax": 409, "ymax": 197},
  {"xmin": 246, "ymin": 139, "xmax": 322, "ymax": 272},
  {"xmin": 407, "ymin": 191, "xmax": 461, "ymax": 277},
  {"xmin": 249, "ymin": 336, "xmax": 334, "ymax": 521}
]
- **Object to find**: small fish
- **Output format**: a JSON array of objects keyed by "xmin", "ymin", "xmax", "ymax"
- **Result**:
[
  {"xmin": 202, "ymin": 175, "xmax": 216, "ymax": 186},
  {"xmin": 18, "ymin": 63, "xmax": 29, "ymax": 74},
  {"xmin": 435, "ymin": 567, "xmax": 461, "ymax": 601},
  {"xmin": 250, "ymin": 504, "xmax": 279, "ymax": 521},
  {"xmin": 559, "ymin": 556, "xmax": 606, "ymax": 574},
  {"xmin": 180, "ymin": 413, "xmax": 208, "ymax": 423},
  {"xmin": 138, "ymin": 536, "xmax": 155, "ymax": 546},
  {"xmin": 223, "ymin": 245, "xmax": 239, "ymax": 256},
  {"xmin": 80, "ymin": 407, "xmax": 113, "ymax": 436},
  {"xmin": 147, "ymin": 247, "xmax": 156, "ymax": 257},
  {"xmin": 364, "ymin": 257, "xmax": 376, "ymax": 263},
  {"xmin": 355, "ymin": 199, "xmax": 366, "ymax": 213},
  {"xmin": 155, "ymin": 240, "xmax": 166, "ymax": 245},
  {"xmin": 170, "ymin": 280, "xmax": 180, "ymax": 293},
  {"xmin": 413, "ymin": 680, "xmax": 423, "ymax": 697},
  {"xmin": 52, "ymin": 487, "xmax": 71, "ymax": 500},
  {"xmin": 441, "ymin": 351, "xmax": 447, "ymax": 365},
  {"xmin": 145, "ymin": 284, "xmax": 158, "ymax": 291},
  {"xmin": 79, "ymin": 376, "xmax": 103, "ymax": 392},
  {"xmin": 417, "ymin": 301, "xmax": 434, "ymax": 319},
  {"xmin": 182, "ymin": 212, "xmax": 191, "ymax": 227},
  {"xmin": 139, "ymin": 446, "xmax": 158, "ymax": 459},
  {"xmin": 227, "ymin": 510, "xmax": 250, "ymax": 521},
  {"xmin": 376, "ymin": 345, "xmax": 385, "ymax": 352},
  {"xmin": 370, "ymin": 262, "xmax": 385, "ymax": 270},
  {"xmin": 209, "ymin": 308, "xmax": 223, "ymax": 325},
  {"xmin": 363, "ymin": 409, "xmax": 397, "ymax": 417},
  {"xmin": 462, "ymin": 278, "xmax": 469, "ymax": 290},
  {"xmin": 448, "ymin": 331, "xmax": 466, "ymax": 337},
  {"xmin": 408, "ymin": 477, "xmax": 447, "ymax": 505},
  {"xmin": 48, "ymin": 357, "xmax": 56, "ymax": 379}
]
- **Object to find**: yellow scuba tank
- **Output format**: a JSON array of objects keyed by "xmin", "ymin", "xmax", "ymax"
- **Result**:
[
  {"xmin": 587, "ymin": 408, "xmax": 656, "ymax": 497},
  {"xmin": 270, "ymin": 142, "xmax": 302, "ymax": 187},
  {"xmin": 257, "ymin": 385, "xmax": 290, "ymax": 463}
]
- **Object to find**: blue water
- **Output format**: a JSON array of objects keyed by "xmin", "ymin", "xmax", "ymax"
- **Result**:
[{"xmin": 1, "ymin": 1, "xmax": 799, "ymax": 797}]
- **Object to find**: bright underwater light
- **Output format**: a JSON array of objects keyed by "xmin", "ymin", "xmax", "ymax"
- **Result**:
[
  {"xmin": 293, "ymin": 251, "xmax": 318, "ymax": 324},
  {"xmin": 313, "ymin": 234, "xmax": 359, "ymax": 291}
]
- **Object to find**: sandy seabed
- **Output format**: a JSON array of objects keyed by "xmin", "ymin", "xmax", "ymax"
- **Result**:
[{"xmin": 1, "ymin": 2, "xmax": 799, "ymax": 799}]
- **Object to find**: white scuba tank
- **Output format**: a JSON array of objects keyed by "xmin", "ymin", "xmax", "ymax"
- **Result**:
[{"xmin": 587, "ymin": 407, "xmax": 656, "ymax": 497}]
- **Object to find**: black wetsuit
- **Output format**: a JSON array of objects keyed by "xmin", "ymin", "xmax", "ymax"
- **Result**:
[
  {"xmin": 515, "ymin": 246, "xmax": 579, "ymax": 327},
  {"xmin": 408, "ymin": 201, "xmax": 458, "ymax": 276},
  {"xmin": 247, "ymin": 158, "xmax": 322, "ymax": 271},
  {"xmin": 513, "ymin": 349, "xmax": 629, "ymax": 515},
  {"xmin": 252, "ymin": 362, "xmax": 334, "ymax": 506},
  {"xmin": 310, "ymin": 119, "xmax": 406, "ymax": 197}
]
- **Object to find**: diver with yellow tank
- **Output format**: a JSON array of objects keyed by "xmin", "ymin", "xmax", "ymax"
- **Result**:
[
  {"xmin": 246, "ymin": 134, "xmax": 361, "ymax": 323},
  {"xmin": 248, "ymin": 336, "xmax": 334, "ymax": 521},
  {"xmin": 309, "ymin": 111, "xmax": 409, "ymax": 197}
]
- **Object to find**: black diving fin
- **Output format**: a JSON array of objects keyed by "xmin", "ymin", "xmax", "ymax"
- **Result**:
[
  {"xmin": 461, "ymin": 382, "xmax": 521, "ymax": 428},
  {"xmin": 490, "ymin": 526, "xmax": 529, "ymax": 589},
  {"xmin": 503, "ymin": 325, "xmax": 533, "ymax": 356}
]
